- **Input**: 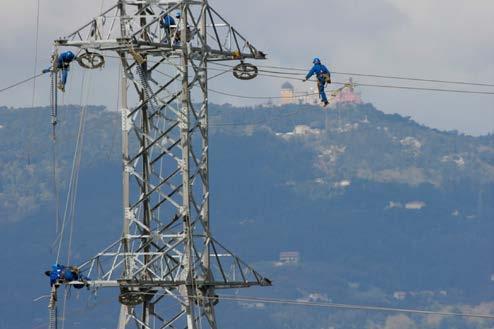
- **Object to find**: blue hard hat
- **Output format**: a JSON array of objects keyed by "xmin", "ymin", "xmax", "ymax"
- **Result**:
[
  {"xmin": 176, "ymin": 11, "xmax": 181, "ymax": 17},
  {"xmin": 313, "ymin": 57, "xmax": 321, "ymax": 64}
]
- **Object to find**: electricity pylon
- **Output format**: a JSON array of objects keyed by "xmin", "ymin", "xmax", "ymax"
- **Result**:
[{"xmin": 49, "ymin": 1, "xmax": 270, "ymax": 328}]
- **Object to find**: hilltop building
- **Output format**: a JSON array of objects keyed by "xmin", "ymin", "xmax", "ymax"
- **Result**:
[
  {"xmin": 280, "ymin": 81, "xmax": 297, "ymax": 105},
  {"xmin": 278, "ymin": 78, "xmax": 363, "ymax": 107},
  {"xmin": 330, "ymin": 78, "xmax": 362, "ymax": 105}
]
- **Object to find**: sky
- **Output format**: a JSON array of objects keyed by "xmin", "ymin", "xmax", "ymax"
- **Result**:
[{"xmin": 0, "ymin": 0, "xmax": 493, "ymax": 135}]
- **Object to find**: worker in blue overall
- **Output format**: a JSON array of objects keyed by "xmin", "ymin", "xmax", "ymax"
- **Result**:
[
  {"xmin": 43, "ymin": 50, "xmax": 76, "ymax": 92},
  {"xmin": 173, "ymin": 11, "xmax": 189, "ymax": 46},
  {"xmin": 303, "ymin": 58, "xmax": 331, "ymax": 107},
  {"xmin": 45, "ymin": 264, "xmax": 87, "ymax": 289},
  {"xmin": 160, "ymin": 12, "xmax": 176, "ymax": 44}
]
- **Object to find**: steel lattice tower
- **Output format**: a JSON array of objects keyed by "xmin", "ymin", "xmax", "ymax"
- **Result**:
[{"xmin": 49, "ymin": 1, "xmax": 270, "ymax": 328}]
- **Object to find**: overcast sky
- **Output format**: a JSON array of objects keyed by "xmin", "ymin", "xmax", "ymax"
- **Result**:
[{"xmin": 0, "ymin": 0, "xmax": 493, "ymax": 135}]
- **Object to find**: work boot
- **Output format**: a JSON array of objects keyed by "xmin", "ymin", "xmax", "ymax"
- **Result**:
[
  {"xmin": 58, "ymin": 83, "xmax": 65, "ymax": 92},
  {"xmin": 323, "ymin": 101, "xmax": 329, "ymax": 107}
]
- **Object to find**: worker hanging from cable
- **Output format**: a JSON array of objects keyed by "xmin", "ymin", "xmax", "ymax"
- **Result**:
[
  {"xmin": 159, "ymin": 11, "xmax": 176, "ymax": 45},
  {"xmin": 44, "ymin": 264, "xmax": 89, "ymax": 289},
  {"xmin": 303, "ymin": 58, "xmax": 332, "ymax": 107},
  {"xmin": 42, "ymin": 50, "xmax": 77, "ymax": 92}
]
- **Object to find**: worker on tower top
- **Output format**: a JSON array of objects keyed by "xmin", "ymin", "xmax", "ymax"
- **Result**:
[
  {"xmin": 43, "ymin": 50, "xmax": 77, "ymax": 92},
  {"xmin": 303, "ymin": 58, "xmax": 331, "ymax": 107},
  {"xmin": 160, "ymin": 12, "xmax": 176, "ymax": 44}
]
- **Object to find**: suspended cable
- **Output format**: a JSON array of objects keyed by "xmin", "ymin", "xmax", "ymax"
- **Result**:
[
  {"xmin": 31, "ymin": 0, "xmax": 41, "ymax": 105},
  {"xmin": 107, "ymin": 63, "xmax": 121, "ymax": 160},
  {"xmin": 0, "ymin": 72, "xmax": 46, "ymax": 94},
  {"xmin": 57, "ymin": 72, "xmax": 92, "ymax": 329},
  {"xmin": 25, "ymin": 0, "xmax": 42, "ymax": 166},
  {"xmin": 207, "ymin": 64, "xmax": 494, "ymax": 95},
  {"xmin": 109, "ymin": 290, "xmax": 494, "ymax": 321},
  {"xmin": 354, "ymin": 82, "xmax": 494, "ymax": 95},
  {"xmin": 209, "ymin": 87, "xmax": 317, "ymax": 100},
  {"xmin": 210, "ymin": 111, "xmax": 301, "ymax": 127},
  {"xmin": 214, "ymin": 295, "xmax": 494, "ymax": 320},
  {"xmin": 51, "ymin": 136, "xmax": 61, "ymax": 237},
  {"xmin": 217, "ymin": 62, "xmax": 494, "ymax": 88},
  {"xmin": 55, "ymin": 71, "xmax": 90, "ymax": 263},
  {"xmin": 209, "ymin": 78, "xmax": 494, "ymax": 99}
]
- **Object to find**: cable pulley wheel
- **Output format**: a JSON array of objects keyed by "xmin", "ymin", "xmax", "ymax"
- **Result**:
[
  {"xmin": 77, "ymin": 52, "xmax": 105, "ymax": 69},
  {"xmin": 233, "ymin": 63, "xmax": 258, "ymax": 80}
]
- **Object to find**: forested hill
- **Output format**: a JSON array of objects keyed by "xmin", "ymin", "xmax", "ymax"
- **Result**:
[
  {"xmin": 1, "ymin": 102, "xmax": 493, "ymax": 222},
  {"xmin": 0, "ymin": 103, "xmax": 493, "ymax": 329}
]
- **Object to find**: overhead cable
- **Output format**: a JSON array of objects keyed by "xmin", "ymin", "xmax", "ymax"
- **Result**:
[
  {"xmin": 221, "ymin": 63, "xmax": 494, "ymax": 88},
  {"xmin": 215, "ymin": 295, "xmax": 494, "ymax": 320},
  {"xmin": 0, "ymin": 72, "xmax": 47, "ymax": 94}
]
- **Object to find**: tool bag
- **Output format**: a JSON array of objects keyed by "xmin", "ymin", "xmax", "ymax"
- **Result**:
[{"xmin": 321, "ymin": 72, "xmax": 331, "ymax": 84}]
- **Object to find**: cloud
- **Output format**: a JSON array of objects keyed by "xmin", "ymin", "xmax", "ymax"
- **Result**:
[{"xmin": 0, "ymin": 0, "xmax": 493, "ymax": 134}]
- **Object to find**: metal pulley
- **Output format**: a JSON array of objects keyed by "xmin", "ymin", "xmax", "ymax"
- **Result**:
[
  {"xmin": 77, "ymin": 51, "xmax": 105, "ymax": 69},
  {"xmin": 233, "ymin": 62, "xmax": 258, "ymax": 80}
]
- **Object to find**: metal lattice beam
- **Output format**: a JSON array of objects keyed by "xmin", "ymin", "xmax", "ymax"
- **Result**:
[{"xmin": 50, "ymin": 1, "xmax": 270, "ymax": 329}]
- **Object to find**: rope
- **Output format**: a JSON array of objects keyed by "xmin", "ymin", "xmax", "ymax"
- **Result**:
[
  {"xmin": 25, "ymin": 0, "xmax": 42, "ymax": 165},
  {"xmin": 31, "ymin": 0, "xmax": 41, "ymax": 105},
  {"xmin": 51, "ymin": 137, "xmax": 61, "ymax": 236},
  {"xmin": 107, "ymin": 62, "xmax": 121, "ymax": 160},
  {"xmin": 55, "ymin": 71, "xmax": 90, "ymax": 263},
  {"xmin": 57, "ymin": 72, "xmax": 92, "ymax": 329},
  {"xmin": 49, "ymin": 66, "xmax": 62, "ymax": 239}
]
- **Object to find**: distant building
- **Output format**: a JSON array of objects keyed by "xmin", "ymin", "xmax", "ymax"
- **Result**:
[
  {"xmin": 300, "ymin": 87, "xmax": 319, "ymax": 105},
  {"xmin": 297, "ymin": 292, "xmax": 330, "ymax": 303},
  {"xmin": 393, "ymin": 291, "xmax": 407, "ymax": 300},
  {"xmin": 279, "ymin": 251, "xmax": 300, "ymax": 264},
  {"xmin": 405, "ymin": 201, "xmax": 426, "ymax": 210},
  {"xmin": 330, "ymin": 78, "xmax": 362, "ymax": 106},
  {"xmin": 280, "ymin": 81, "xmax": 297, "ymax": 105},
  {"xmin": 275, "ymin": 125, "xmax": 321, "ymax": 140}
]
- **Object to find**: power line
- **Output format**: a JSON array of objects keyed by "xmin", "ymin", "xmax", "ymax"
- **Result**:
[
  {"xmin": 109, "ymin": 291, "xmax": 494, "ymax": 321},
  {"xmin": 209, "ymin": 81, "xmax": 494, "ymax": 101},
  {"xmin": 210, "ymin": 110, "xmax": 301, "ymax": 127},
  {"xmin": 354, "ymin": 82, "xmax": 494, "ymax": 95},
  {"xmin": 207, "ymin": 63, "xmax": 494, "ymax": 96},
  {"xmin": 228, "ymin": 63, "xmax": 494, "ymax": 88},
  {"xmin": 209, "ymin": 87, "xmax": 317, "ymax": 100},
  {"xmin": 0, "ymin": 72, "xmax": 47, "ymax": 94},
  {"xmin": 31, "ymin": 0, "xmax": 41, "ymax": 106},
  {"xmin": 215, "ymin": 295, "xmax": 494, "ymax": 320}
]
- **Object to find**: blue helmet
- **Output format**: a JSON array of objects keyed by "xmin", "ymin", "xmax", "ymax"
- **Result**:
[
  {"xmin": 176, "ymin": 11, "xmax": 181, "ymax": 18},
  {"xmin": 313, "ymin": 57, "xmax": 321, "ymax": 65},
  {"xmin": 61, "ymin": 51, "xmax": 75, "ymax": 62}
]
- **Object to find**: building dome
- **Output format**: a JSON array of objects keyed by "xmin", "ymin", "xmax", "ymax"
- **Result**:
[{"xmin": 281, "ymin": 81, "xmax": 294, "ymax": 90}]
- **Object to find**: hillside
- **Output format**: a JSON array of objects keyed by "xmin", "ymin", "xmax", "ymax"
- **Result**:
[{"xmin": 0, "ymin": 103, "xmax": 493, "ymax": 329}]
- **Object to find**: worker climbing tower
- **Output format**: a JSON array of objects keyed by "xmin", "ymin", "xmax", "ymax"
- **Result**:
[{"xmin": 47, "ymin": 1, "xmax": 269, "ymax": 328}]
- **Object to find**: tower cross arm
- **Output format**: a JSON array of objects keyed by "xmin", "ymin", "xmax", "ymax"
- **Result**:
[{"xmin": 52, "ymin": 1, "xmax": 267, "ymax": 61}]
